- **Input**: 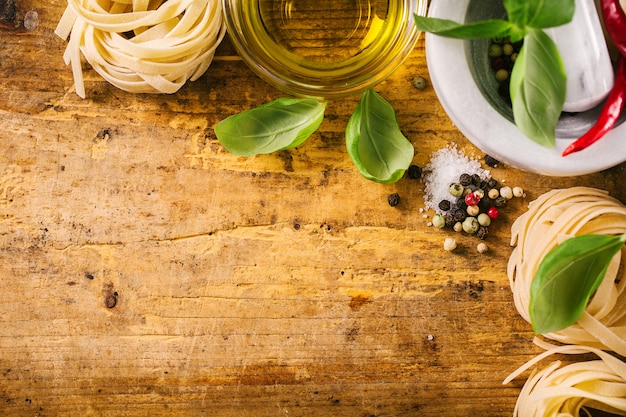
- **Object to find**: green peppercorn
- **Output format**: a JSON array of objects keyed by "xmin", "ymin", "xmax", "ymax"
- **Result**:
[
  {"xmin": 495, "ymin": 68, "xmax": 509, "ymax": 82},
  {"xmin": 502, "ymin": 43, "xmax": 514, "ymax": 55},
  {"xmin": 488, "ymin": 44, "xmax": 503, "ymax": 57},
  {"xmin": 477, "ymin": 213, "xmax": 491, "ymax": 227},
  {"xmin": 432, "ymin": 213, "xmax": 446, "ymax": 229},
  {"xmin": 449, "ymin": 182, "xmax": 464, "ymax": 197},
  {"xmin": 462, "ymin": 217, "xmax": 479, "ymax": 234},
  {"xmin": 413, "ymin": 76, "xmax": 427, "ymax": 90}
]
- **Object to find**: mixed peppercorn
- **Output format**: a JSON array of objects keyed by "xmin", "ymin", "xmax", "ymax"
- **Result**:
[
  {"xmin": 489, "ymin": 37, "xmax": 523, "ymax": 105},
  {"xmin": 430, "ymin": 168, "xmax": 524, "ymax": 240}
]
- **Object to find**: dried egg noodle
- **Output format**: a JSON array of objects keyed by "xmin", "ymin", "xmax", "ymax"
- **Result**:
[
  {"xmin": 504, "ymin": 344, "xmax": 626, "ymax": 417},
  {"xmin": 508, "ymin": 187, "xmax": 626, "ymax": 356},
  {"xmin": 54, "ymin": 0, "xmax": 225, "ymax": 98}
]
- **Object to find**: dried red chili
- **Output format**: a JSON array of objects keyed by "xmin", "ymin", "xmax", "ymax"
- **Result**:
[{"xmin": 562, "ymin": 0, "xmax": 626, "ymax": 156}]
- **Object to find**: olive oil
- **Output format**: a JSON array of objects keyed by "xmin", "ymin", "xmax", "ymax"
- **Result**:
[{"xmin": 238, "ymin": 0, "xmax": 409, "ymax": 78}]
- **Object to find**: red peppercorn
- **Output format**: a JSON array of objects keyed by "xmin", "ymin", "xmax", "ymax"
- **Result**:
[
  {"xmin": 487, "ymin": 206, "xmax": 499, "ymax": 220},
  {"xmin": 465, "ymin": 191, "xmax": 481, "ymax": 206},
  {"xmin": 491, "ymin": 56, "xmax": 506, "ymax": 70}
]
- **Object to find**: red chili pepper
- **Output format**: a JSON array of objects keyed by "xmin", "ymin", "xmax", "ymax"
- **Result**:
[
  {"xmin": 601, "ymin": 0, "xmax": 626, "ymax": 55},
  {"xmin": 562, "ymin": 56, "xmax": 626, "ymax": 156},
  {"xmin": 562, "ymin": 0, "xmax": 626, "ymax": 157}
]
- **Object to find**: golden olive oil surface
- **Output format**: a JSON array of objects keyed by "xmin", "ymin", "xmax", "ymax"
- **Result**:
[{"xmin": 241, "ymin": 0, "xmax": 405, "ymax": 75}]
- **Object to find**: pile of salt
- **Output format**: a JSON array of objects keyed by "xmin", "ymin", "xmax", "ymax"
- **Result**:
[{"xmin": 422, "ymin": 144, "xmax": 490, "ymax": 214}]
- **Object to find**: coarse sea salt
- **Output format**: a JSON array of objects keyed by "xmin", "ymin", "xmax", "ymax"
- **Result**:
[{"xmin": 423, "ymin": 144, "xmax": 490, "ymax": 214}]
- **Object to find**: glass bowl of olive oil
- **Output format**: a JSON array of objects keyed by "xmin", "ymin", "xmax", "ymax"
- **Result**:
[{"xmin": 222, "ymin": 0, "xmax": 427, "ymax": 99}]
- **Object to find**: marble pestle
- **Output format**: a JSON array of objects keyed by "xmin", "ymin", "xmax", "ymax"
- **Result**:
[{"xmin": 545, "ymin": 0, "xmax": 614, "ymax": 113}]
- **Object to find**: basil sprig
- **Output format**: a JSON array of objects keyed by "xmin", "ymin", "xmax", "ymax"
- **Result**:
[
  {"xmin": 345, "ymin": 89, "xmax": 414, "ymax": 184},
  {"xmin": 510, "ymin": 29, "xmax": 566, "ymax": 148},
  {"xmin": 414, "ymin": 0, "xmax": 574, "ymax": 148},
  {"xmin": 215, "ymin": 90, "xmax": 413, "ymax": 184},
  {"xmin": 214, "ymin": 98, "xmax": 326, "ymax": 156},
  {"xmin": 530, "ymin": 233, "xmax": 626, "ymax": 334}
]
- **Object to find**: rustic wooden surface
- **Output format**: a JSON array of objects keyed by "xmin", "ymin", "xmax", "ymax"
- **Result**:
[{"xmin": 1, "ymin": 1, "xmax": 625, "ymax": 416}]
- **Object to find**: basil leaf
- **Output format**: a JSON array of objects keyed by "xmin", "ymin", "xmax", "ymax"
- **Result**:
[
  {"xmin": 414, "ymin": 16, "xmax": 513, "ymax": 39},
  {"xmin": 530, "ymin": 233, "xmax": 626, "ymax": 334},
  {"xmin": 504, "ymin": 0, "xmax": 574, "ymax": 30},
  {"xmin": 215, "ymin": 98, "xmax": 326, "ymax": 156},
  {"xmin": 509, "ymin": 29, "xmax": 566, "ymax": 148},
  {"xmin": 346, "ymin": 89, "xmax": 414, "ymax": 184}
]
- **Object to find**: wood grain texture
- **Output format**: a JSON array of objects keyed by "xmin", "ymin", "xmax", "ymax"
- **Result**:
[{"xmin": 1, "ymin": 1, "xmax": 625, "ymax": 416}]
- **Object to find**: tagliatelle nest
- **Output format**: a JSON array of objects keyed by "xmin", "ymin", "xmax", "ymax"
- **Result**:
[
  {"xmin": 508, "ymin": 187, "xmax": 626, "ymax": 356},
  {"xmin": 504, "ymin": 344, "xmax": 626, "ymax": 417},
  {"xmin": 55, "ymin": 0, "xmax": 226, "ymax": 98}
]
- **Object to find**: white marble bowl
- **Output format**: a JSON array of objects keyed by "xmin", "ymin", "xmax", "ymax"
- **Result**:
[{"xmin": 426, "ymin": 0, "xmax": 626, "ymax": 176}]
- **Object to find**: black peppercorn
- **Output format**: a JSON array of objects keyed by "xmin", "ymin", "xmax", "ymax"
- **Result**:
[
  {"xmin": 455, "ymin": 197, "xmax": 468, "ymax": 211},
  {"xmin": 459, "ymin": 173, "xmax": 472, "ymax": 186},
  {"xmin": 479, "ymin": 197, "xmax": 492, "ymax": 211},
  {"xmin": 407, "ymin": 165, "xmax": 422, "ymax": 179},
  {"xmin": 444, "ymin": 213, "xmax": 455, "ymax": 228},
  {"xmin": 388, "ymin": 193, "xmax": 400, "ymax": 207},
  {"xmin": 471, "ymin": 173, "xmax": 481, "ymax": 185},
  {"xmin": 477, "ymin": 226, "xmax": 489, "ymax": 240},
  {"xmin": 485, "ymin": 155, "xmax": 499, "ymax": 167},
  {"xmin": 452, "ymin": 208, "xmax": 466, "ymax": 222},
  {"xmin": 488, "ymin": 178, "xmax": 498, "ymax": 189},
  {"xmin": 438, "ymin": 199, "xmax": 451, "ymax": 211},
  {"xmin": 495, "ymin": 196, "xmax": 507, "ymax": 208}
]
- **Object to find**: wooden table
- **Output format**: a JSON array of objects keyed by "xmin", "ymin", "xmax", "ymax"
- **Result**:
[{"xmin": 1, "ymin": 1, "xmax": 625, "ymax": 416}]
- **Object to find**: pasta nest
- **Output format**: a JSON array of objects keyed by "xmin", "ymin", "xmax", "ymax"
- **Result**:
[
  {"xmin": 55, "ymin": 0, "xmax": 226, "ymax": 98},
  {"xmin": 506, "ymin": 187, "xmax": 626, "ymax": 416},
  {"xmin": 508, "ymin": 186, "xmax": 626, "ymax": 356},
  {"xmin": 504, "ymin": 345, "xmax": 626, "ymax": 417}
]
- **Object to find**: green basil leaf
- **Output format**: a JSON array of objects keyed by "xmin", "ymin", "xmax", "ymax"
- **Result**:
[
  {"xmin": 414, "ymin": 15, "xmax": 513, "ymax": 39},
  {"xmin": 215, "ymin": 98, "xmax": 327, "ymax": 156},
  {"xmin": 509, "ymin": 29, "xmax": 566, "ymax": 148},
  {"xmin": 346, "ymin": 89, "xmax": 414, "ymax": 184},
  {"xmin": 530, "ymin": 233, "xmax": 626, "ymax": 334},
  {"xmin": 504, "ymin": 0, "xmax": 574, "ymax": 30},
  {"xmin": 502, "ymin": 0, "xmax": 529, "ymax": 29}
]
